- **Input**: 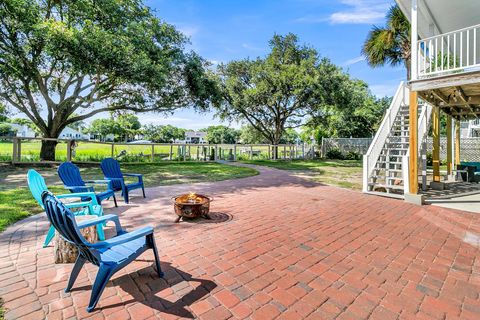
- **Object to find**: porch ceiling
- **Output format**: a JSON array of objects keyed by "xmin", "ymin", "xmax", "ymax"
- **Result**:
[
  {"xmin": 419, "ymin": 81, "xmax": 480, "ymax": 120},
  {"xmin": 396, "ymin": 0, "xmax": 480, "ymax": 38}
]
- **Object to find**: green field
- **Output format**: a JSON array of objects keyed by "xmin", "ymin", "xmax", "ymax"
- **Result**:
[
  {"xmin": 0, "ymin": 140, "xmax": 183, "ymax": 162},
  {"xmin": 0, "ymin": 162, "xmax": 258, "ymax": 232},
  {"xmin": 241, "ymin": 159, "xmax": 363, "ymax": 190},
  {"xmin": 0, "ymin": 140, "xmax": 301, "ymax": 162}
]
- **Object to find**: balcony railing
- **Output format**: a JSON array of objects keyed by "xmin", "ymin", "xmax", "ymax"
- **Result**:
[{"xmin": 417, "ymin": 24, "xmax": 480, "ymax": 79}]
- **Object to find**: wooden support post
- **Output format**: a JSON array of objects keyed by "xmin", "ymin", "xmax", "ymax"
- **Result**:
[
  {"xmin": 283, "ymin": 145, "xmax": 286, "ymax": 159},
  {"xmin": 66, "ymin": 140, "xmax": 72, "ymax": 161},
  {"xmin": 197, "ymin": 146, "xmax": 200, "ymax": 161},
  {"xmin": 432, "ymin": 106, "xmax": 441, "ymax": 182},
  {"xmin": 455, "ymin": 119, "xmax": 461, "ymax": 165},
  {"xmin": 250, "ymin": 145, "xmax": 253, "ymax": 160},
  {"xmin": 302, "ymin": 143, "xmax": 305, "ymax": 159},
  {"xmin": 267, "ymin": 145, "xmax": 271, "ymax": 159},
  {"xmin": 409, "ymin": 91, "xmax": 419, "ymax": 194},
  {"xmin": 446, "ymin": 116, "xmax": 452, "ymax": 175},
  {"xmin": 233, "ymin": 144, "xmax": 237, "ymax": 161},
  {"xmin": 170, "ymin": 144, "xmax": 173, "ymax": 160},
  {"xmin": 214, "ymin": 145, "xmax": 218, "ymax": 161},
  {"xmin": 17, "ymin": 139, "xmax": 21, "ymax": 162},
  {"xmin": 151, "ymin": 144, "xmax": 155, "ymax": 162},
  {"xmin": 12, "ymin": 138, "xmax": 18, "ymax": 163},
  {"xmin": 111, "ymin": 143, "xmax": 115, "ymax": 158},
  {"xmin": 183, "ymin": 145, "xmax": 186, "ymax": 161}
]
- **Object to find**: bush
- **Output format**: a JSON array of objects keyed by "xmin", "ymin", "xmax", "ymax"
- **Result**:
[
  {"xmin": 344, "ymin": 151, "xmax": 361, "ymax": 160},
  {"xmin": 325, "ymin": 148, "xmax": 344, "ymax": 160}
]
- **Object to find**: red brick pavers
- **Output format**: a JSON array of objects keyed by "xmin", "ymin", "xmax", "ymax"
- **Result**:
[{"xmin": 1, "ymin": 164, "xmax": 480, "ymax": 319}]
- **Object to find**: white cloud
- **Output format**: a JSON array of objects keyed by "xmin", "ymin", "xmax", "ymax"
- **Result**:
[
  {"xmin": 295, "ymin": 0, "xmax": 390, "ymax": 25},
  {"xmin": 177, "ymin": 24, "xmax": 199, "ymax": 38},
  {"xmin": 330, "ymin": 0, "xmax": 390, "ymax": 24},
  {"xmin": 241, "ymin": 43, "xmax": 263, "ymax": 52},
  {"xmin": 343, "ymin": 55, "xmax": 366, "ymax": 66}
]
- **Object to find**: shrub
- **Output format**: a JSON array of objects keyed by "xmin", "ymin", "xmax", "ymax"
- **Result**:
[
  {"xmin": 345, "ymin": 151, "xmax": 361, "ymax": 160},
  {"xmin": 325, "ymin": 148, "xmax": 344, "ymax": 160}
]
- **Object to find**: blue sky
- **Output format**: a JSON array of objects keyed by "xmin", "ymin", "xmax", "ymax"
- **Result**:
[{"xmin": 125, "ymin": 0, "xmax": 405, "ymax": 129}]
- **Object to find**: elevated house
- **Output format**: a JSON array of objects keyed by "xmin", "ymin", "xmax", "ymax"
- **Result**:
[{"xmin": 363, "ymin": 0, "xmax": 480, "ymax": 202}]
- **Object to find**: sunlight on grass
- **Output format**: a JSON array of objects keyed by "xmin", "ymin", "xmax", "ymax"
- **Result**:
[{"xmin": 242, "ymin": 159, "xmax": 363, "ymax": 190}]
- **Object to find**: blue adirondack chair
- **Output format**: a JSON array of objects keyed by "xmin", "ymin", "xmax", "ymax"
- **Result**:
[
  {"xmin": 58, "ymin": 162, "xmax": 118, "ymax": 207},
  {"xmin": 100, "ymin": 158, "xmax": 145, "ymax": 204},
  {"xmin": 27, "ymin": 169, "xmax": 105, "ymax": 246},
  {"xmin": 41, "ymin": 191, "xmax": 163, "ymax": 312}
]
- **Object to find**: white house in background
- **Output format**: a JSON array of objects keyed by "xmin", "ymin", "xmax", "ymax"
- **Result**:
[
  {"xmin": 186, "ymin": 131, "xmax": 207, "ymax": 144},
  {"xmin": 89, "ymin": 133, "xmax": 114, "ymax": 142},
  {"xmin": 460, "ymin": 120, "xmax": 480, "ymax": 138},
  {"xmin": 9, "ymin": 123, "xmax": 36, "ymax": 138},
  {"xmin": 58, "ymin": 127, "xmax": 89, "ymax": 140},
  {"xmin": 175, "ymin": 131, "xmax": 207, "ymax": 144}
]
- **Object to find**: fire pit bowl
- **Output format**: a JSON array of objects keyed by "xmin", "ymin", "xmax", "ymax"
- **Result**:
[{"xmin": 173, "ymin": 193, "xmax": 212, "ymax": 223}]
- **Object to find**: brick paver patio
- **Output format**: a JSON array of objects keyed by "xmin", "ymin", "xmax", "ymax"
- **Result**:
[{"xmin": 1, "ymin": 164, "xmax": 480, "ymax": 319}]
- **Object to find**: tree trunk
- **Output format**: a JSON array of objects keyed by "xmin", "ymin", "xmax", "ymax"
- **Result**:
[{"xmin": 40, "ymin": 139, "xmax": 58, "ymax": 161}]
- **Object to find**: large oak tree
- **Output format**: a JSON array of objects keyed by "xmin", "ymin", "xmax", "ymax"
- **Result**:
[
  {"xmin": 216, "ymin": 33, "xmax": 352, "ymax": 154},
  {"xmin": 0, "ymin": 0, "xmax": 219, "ymax": 160}
]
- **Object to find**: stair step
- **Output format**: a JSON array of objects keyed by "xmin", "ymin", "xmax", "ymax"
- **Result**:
[
  {"xmin": 368, "ymin": 183, "xmax": 404, "ymax": 191},
  {"xmin": 387, "ymin": 169, "xmax": 403, "ymax": 173},
  {"xmin": 377, "ymin": 161, "xmax": 402, "ymax": 165}
]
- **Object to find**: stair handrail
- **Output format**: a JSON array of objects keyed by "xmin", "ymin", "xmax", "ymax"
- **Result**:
[{"xmin": 363, "ymin": 81, "xmax": 409, "ymax": 192}]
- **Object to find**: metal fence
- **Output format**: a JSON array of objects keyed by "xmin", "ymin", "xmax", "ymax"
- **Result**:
[
  {"xmin": 320, "ymin": 138, "xmax": 373, "ymax": 157},
  {"xmin": 0, "ymin": 136, "xmax": 314, "ymax": 164}
]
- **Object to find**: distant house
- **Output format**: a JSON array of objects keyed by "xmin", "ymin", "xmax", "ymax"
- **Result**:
[
  {"xmin": 185, "ymin": 131, "xmax": 207, "ymax": 144},
  {"xmin": 58, "ymin": 127, "xmax": 89, "ymax": 140},
  {"xmin": 89, "ymin": 133, "xmax": 114, "ymax": 142},
  {"xmin": 461, "ymin": 120, "xmax": 480, "ymax": 138},
  {"xmin": 9, "ymin": 123, "xmax": 36, "ymax": 138}
]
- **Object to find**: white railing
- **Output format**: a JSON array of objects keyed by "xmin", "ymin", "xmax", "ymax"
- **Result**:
[
  {"xmin": 363, "ymin": 82, "xmax": 409, "ymax": 192},
  {"xmin": 417, "ymin": 24, "xmax": 480, "ymax": 78}
]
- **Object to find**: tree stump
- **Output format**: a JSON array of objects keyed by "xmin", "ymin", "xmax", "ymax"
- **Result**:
[{"xmin": 54, "ymin": 215, "xmax": 98, "ymax": 264}]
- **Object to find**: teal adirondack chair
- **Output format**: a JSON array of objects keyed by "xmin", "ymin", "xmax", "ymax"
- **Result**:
[{"xmin": 27, "ymin": 169, "xmax": 105, "ymax": 247}]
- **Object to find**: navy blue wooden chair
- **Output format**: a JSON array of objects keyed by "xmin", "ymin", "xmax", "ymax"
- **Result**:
[
  {"xmin": 100, "ymin": 158, "xmax": 145, "ymax": 204},
  {"xmin": 58, "ymin": 162, "xmax": 117, "ymax": 207},
  {"xmin": 41, "ymin": 191, "xmax": 163, "ymax": 312}
]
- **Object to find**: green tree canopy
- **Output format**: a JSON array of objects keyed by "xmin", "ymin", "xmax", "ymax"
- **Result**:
[
  {"xmin": 239, "ymin": 125, "xmax": 268, "ymax": 144},
  {"xmin": 304, "ymin": 80, "xmax": 391, "ymax": 141},
  {"xmin": 216, "ymin": 33, "xmax": 352, "ymax": 148},
  {"xmin": 0, "ymin": 103, "xmax": 8, "ymax": 122},
  {"xmin": 0, "ymin": 0, "xmax": 220, "ymax": 159},
  {"xmin": 142, "ymin": 124, "xmax": 186, "ymax": 143},
  {"xmin": 202, "ymin": 125, "xmax": 239, "ymax": 144}
]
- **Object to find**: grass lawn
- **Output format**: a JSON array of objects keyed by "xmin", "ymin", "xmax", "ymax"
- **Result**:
[
  {"xmin": 0, "ymin": 162, "xmax": 258, "ymax": 232},
  {"xmin": 241, "ymin": 159, "xmax": 363, "ymax": 190}
]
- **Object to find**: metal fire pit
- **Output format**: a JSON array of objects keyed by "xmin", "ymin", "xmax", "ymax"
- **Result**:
[{"xmin": 173, "ymin": 193, "xmax": 212, "ymax": 223}]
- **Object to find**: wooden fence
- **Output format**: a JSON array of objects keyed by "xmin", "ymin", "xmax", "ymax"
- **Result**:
[{"xmin": 0, "ymin": 136, "xmax": 316, "ymax": 164}]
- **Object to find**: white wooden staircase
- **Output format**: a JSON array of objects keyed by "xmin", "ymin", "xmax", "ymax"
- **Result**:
[{"xmin": 363, "ymin": 82, "xmax": 432, "ymax": 198}]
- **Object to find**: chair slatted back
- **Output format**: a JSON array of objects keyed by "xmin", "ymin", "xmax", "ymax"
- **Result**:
[
  {"xmin": 42, "ymin": 192, "xmax": 100, "ymax": 265},
  {"xmin": 58, "ymin": 162, "xmax": 87, "ymax": 193},
  {"xmin": 100, "ymin": 158, "xmax": 123, "ymax": 190},
  {"xmin": 27, "ymin": 169, "xmax": 49, "ymax": 209}
]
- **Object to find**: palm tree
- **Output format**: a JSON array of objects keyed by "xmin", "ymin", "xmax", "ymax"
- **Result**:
[{"xmin": 362, "ymin": 5, "xmax": 411, "ymax": 79}]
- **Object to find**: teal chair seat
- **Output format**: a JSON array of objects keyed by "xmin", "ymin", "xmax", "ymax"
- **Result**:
[{"xmin": 27, "ymin": 169, "xmax": 105, "ymax": 247}]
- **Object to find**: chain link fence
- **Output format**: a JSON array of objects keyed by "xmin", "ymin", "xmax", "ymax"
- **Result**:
[
  {"xmin": 320, "ymin": 138, "xmax": 373, "ymax": 158},
  {"xmin": 426, "ymin": 137, "xmax": 480, "ymax": 161}
]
